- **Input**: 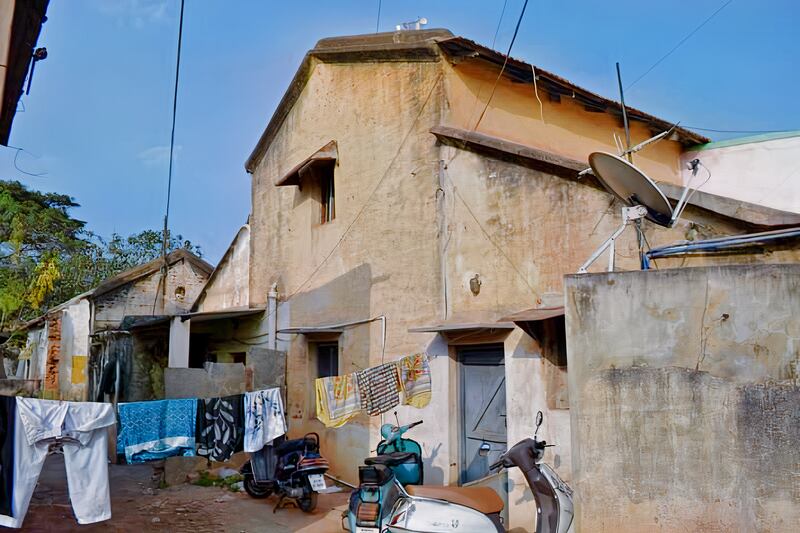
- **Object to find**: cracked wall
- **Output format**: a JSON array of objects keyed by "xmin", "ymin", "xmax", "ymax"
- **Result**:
[{"xmin": 565, "ymin": 264, "xmax": 800, "ymax": 532}]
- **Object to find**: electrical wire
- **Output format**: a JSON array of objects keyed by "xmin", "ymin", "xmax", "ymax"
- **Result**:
[
  {"xmin": 375, "ymin": 0, "xmax": 381, "ymax": 33},
  {"xmin": 443, "ymin": 166, "xmax": 539, "ymax": 300},
  {"xmin": 473, "ymin": 0, "xmax": 530, "ymax": 131},
  {"xmin": 626, "ymin": 0, "xmax": 734, "ymax": 90},
  {"xmin": 684, "ymin": 126, "xmax": 796, "ymax": 134},
  {"xmin": 162, "ymin": 0, "xmax": 185, "ymax": 256},
  {"xmin": 490, "ymin": 0, "xmax": 508, "ymax": 49}
]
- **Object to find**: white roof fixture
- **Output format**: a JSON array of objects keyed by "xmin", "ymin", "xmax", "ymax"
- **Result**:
[
  {"xmin": 396, "ymin": 17, "xmax": 428, "ymax": 31},
  {"xmin": 577, "ymin": 151, "xmax": 705, "ymax": 274}
]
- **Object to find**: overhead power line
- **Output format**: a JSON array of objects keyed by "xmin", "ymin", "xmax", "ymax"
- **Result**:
[
  {"xmin": 685, "ymin": 126, "xmax": 797, "ymax": 135},
  {"xmin": 163, "ymin": 0, "xmax": 185, "ymax": 250},
  {"xmin": 473, "ymin": 0, "xmax": 530, "ymax": 131},
  {"xmin": 626, "ymin": 0, "xmax": 734, "ymax": 90}
]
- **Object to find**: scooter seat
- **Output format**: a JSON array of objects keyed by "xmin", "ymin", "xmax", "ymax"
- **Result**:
[
  {"xmin": 363, "ymin": 452, "xmax": 418, "ymax": 467},
  {"xmin": 406, "ymin": 485, "xmax": 504, "ymax": 515}
]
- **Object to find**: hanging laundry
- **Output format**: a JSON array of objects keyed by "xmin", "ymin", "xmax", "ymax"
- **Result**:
[
  {"xmin": 0, "ymin": 397, "xmax": 16, "ymax": 518},
  {"xmin": 244, "ymin": 388, "xmax": 287, "ymax": 453},
  {"xmin": 117, "ymin": 399, "xmax": 197, "ymax": 464},
  {"xmin": 315, "ymin": 373, "xmax": 361, "ymax": 428},
  {"xmin": 0, "ymin": 398, "xmax": 115, "ymax": 528},
  {"xmin": 398, "ymin": 353, "xmax": 432, "ymax": 408},
  {"xmin": 196, "ymin": 394, "xmax": 244, "ymax": 462},
  {"xmin": 356, "ymin": 362, "xmax": 401, "ymax": 416}
]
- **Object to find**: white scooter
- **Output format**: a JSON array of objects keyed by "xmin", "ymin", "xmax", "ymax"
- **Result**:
[{"xmin": 383, "ymin": 411, "xmax": 574, "ymax": 533}]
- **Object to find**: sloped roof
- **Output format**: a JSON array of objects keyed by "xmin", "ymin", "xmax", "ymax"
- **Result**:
[
  {"xmin": 245, "ymin": 28, "xmax": 707, "ymax": 173},
  {"xmin": 92, "ymin": 248, "xmax": 213, "ymax": 299},
  {"xmin": 22, "ymin": 249, "xmax": 212, "ymax": 329}
]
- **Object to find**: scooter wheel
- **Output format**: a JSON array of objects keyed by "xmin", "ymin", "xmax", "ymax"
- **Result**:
[
  {"xmin": 243, "ymin": 474, "xmax": 273, "ymax": 499},
  {"xmin": 299, "ymin": 491, "xmax": 317, "ymax": 513}
]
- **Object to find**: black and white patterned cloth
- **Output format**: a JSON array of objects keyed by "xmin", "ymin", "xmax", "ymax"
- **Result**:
[
  {"xmin": 196, "ymin": 394, "xmax": 244, "ymax": 462},
  {"xmin": 356, "ymin": 362, "xmax": 400, "ymax": 416}
]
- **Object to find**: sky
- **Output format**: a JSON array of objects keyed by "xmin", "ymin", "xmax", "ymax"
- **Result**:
[{"xmin": 1, "ymin": 0, "xmax": 797, "ymax": 263}]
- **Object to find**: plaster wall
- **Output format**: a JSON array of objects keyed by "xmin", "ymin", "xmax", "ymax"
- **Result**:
[
  {"xmin": 442, "ymin": 59, "xmax": 685, "ymax": 187},
  {"xmin": 195, "ymin": 226, "xmax": 250, "ymax": 313},
  {"xmin": 565, "ymin": 264, "xmax": 800, "ymax": 532},
  {"xmin": 57, "ymin": 298, "xmax": 91, "ymax": 400},
  {"xmin": 681, "ymin": 133, "xmax": 800, "ymax": 214},
  {"xmin": 250, "ymin": 58, "xmax": 446, "ymax": 484}
]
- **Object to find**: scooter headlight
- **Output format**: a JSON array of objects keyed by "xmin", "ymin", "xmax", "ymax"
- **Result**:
[{"xmin": 356, "ymin": 502, "xmax": 381, "ymax": 526}]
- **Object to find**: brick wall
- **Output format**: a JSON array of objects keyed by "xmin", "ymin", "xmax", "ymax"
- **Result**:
[{"xmin": 44, "ymin": 313, "xmax": 61, "ymax": 393}]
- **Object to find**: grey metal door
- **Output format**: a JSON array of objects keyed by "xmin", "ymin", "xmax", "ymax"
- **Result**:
[{"xmin": 459, "ymin": 345, "xmax": 507, "ymax": 483}]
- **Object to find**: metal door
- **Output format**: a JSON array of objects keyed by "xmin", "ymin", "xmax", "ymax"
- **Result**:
[{"xmin": 459, "ymin": 344, "xmax": 507, "ymax": 483}]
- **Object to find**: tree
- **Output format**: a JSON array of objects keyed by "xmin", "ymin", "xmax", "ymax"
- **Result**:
[
  {"xmin": 0, "ymin": 180, "xmax": 203, "ymax": 329},
  {"xmin": 0, "ymin": 180, "xmax": 85, "ymax": 329}
]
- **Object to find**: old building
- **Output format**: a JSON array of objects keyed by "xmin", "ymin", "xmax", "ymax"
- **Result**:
[
  {"xmin": 19, "ymin": 249, "xmax": 211, "ymax": 400},
  {"xmin": 183, "ymin": 29, "xmax": 799, "ymax": 530}
]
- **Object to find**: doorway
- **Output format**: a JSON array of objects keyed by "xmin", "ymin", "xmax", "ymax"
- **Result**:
[{"xmin": 458, "ymin": 344, "xmax": 507, "ymax": 483}]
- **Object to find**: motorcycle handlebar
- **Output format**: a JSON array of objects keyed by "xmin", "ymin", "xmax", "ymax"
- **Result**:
[{"xmin": 408, "ymin": 420, "xmax": 423, "ymax": 428}]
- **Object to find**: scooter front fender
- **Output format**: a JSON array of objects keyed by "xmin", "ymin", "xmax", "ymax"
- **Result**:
[{"xmin": 386, "ymin": 496, "xmax": 503, "ymax": 533}]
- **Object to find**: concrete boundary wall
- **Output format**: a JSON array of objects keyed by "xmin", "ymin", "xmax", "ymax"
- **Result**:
[{"xmin": 565, "ymin": 264, "xmax": 800, "ymax": 532}]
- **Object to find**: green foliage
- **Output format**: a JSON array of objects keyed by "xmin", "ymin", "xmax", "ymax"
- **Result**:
[{"xmin": 0, "ymin": 180, "xmax": 203, "ymax": 329}]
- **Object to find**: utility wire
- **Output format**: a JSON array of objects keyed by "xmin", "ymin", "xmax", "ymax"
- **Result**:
[
  {"xmin": 375, "ymin": 0, "xmax": 381, "ymax": 33},
  {"xmin": 473, "ymin": 0, "xmax": 529, "ymax": 130},
  {"xmin": 626, "ymin": 0, "xmax": 734, "ymax": 90},
  {"xmin": 490, "ymin": 0, "xmax": 509, "ymax": 49},
  {"xmin": 162, "ymin": 0, "xmax": 185, "ymax": 260},
  {"xmin": 685, "ymin": 126, "xmax": 796, "ymax": 135}
]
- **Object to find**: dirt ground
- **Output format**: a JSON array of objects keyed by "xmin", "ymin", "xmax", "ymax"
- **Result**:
[{"xmin": 19, "ymin": 454, "xmax": 351, "ymax": 532}]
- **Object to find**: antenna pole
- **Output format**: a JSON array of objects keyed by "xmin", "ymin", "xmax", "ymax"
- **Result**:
[{"xmin": 616, "ymin": 62, "xmax": 632, "ymax": 163}]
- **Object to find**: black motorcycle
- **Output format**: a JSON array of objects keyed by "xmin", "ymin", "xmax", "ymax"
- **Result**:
[{"xmin": 240, "ymin": 432, "xmax": 330, "ymax": 512}]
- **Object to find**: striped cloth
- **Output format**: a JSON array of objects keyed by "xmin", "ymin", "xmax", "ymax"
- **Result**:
[{"xmin": 356, "ymin": 362, "xmax": 400, "ymax": 416}]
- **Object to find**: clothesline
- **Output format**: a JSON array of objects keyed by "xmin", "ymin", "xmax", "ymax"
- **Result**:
[
  {"xmin": 315, "ymin": 353, "xmax": 432, "ymax": 428},
  {"xmin": 0, "ymin": 387, "xmax": 288, "ymax": 528}
]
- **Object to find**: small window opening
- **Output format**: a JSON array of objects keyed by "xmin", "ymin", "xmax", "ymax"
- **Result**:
[
  {"xmin": 320, "ymin": 170, "xmax": 335, "ymax": 224},
  {"xmin": 316, "ymin": 342, "xmax": 339, "ymax": 378}
]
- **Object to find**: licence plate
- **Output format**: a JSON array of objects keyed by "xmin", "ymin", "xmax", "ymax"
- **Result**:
[
  {"xmin": 308, "ymin": 474, "xmax": 326, "ymax": 492},
  {"xmin": 355, "ymin": 528, "xmax": 379, "ymax": 533}
]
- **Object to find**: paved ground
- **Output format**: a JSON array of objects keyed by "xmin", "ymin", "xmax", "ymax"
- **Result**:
[{"xmin": 20, "ymin": 454, "xmax": 350, "ymax": 532}]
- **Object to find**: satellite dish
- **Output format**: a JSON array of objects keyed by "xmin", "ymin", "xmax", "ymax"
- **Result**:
[{"xmin": 588, "ymin": 152, "xmax": 672, "ymax": 227}]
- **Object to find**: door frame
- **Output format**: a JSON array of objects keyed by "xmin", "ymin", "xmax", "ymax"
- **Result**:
[{"xmin": 457, "ymin": 343, "xmax": 507, "ymax": 484}]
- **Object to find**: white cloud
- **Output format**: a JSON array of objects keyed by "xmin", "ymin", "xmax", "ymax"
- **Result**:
[
  {"xmin": 137, "ymin": 144, "xmax": 181, "ymax": 167},
  {"xmin": 89, "ymin": 0, "xmax": 171, "ymax": 28}
]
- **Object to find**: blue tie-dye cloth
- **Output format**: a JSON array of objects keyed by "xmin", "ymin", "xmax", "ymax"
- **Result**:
[{"xmin": 117, "ymin": 399, "xmax": 197, "ymax": 464}]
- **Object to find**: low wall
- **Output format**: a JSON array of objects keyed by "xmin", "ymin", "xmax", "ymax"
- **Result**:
[{"xmin": 565, "ymin": 264, "xmax": 800, "ymax": 532}]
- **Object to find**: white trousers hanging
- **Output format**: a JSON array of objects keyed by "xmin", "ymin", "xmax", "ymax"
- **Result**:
[{"xmin": 0, "ymin": 398, "xmax": 115, "ymax": 528}]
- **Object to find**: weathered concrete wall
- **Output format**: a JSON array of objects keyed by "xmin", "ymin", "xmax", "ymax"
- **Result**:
[
  {"xmin": 94, "ymin": 258, "xmax": 208, "ymax": 329},
  {"xmin": 250, "ymin": 57, "xmax": 446, "ymax": 484},
  {"xmin": 195, "ymin": 225, "xmax": 250, "ymax": 312},
  {"xmin": 565, "ymin": 264, "xmax": 800, "ymax": 532},
  {"xmin": 57, "ymin": 298, "xmax": 91, "ymax": 400},
  {"xmin": 164, "ymin": 363, "xmax": 246, "ymax": 399}
]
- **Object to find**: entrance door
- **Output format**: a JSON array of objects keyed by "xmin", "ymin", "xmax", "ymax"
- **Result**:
[{"xmin": 459, "ymin": 344, "xmax": 507, "ymax": 483}]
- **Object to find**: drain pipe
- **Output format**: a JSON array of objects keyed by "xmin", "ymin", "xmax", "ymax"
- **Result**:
[{"xmin": 267, "ymin": 283, "xmax": 278, "ymax": 350}]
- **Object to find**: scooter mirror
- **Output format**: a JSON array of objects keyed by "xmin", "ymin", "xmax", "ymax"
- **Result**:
[
  {"xmin": 534, "ymin": 411, "xmax": 543, "ymax": 436},
  {"xmin": 478, "ymin": 442, "xmax": 491, "ymax": 457}
]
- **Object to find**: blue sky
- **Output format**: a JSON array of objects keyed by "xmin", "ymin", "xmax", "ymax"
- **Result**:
[{"xmin": 2, "ymin": 0, "xmax": 797, "ymax": 263}]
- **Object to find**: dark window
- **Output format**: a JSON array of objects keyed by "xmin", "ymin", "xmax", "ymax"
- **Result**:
[
  {"xmin": 316, "ymin": 343, "xmax": 339, "ymax": 378},
  {"xmin": 231, "ymin": 352, "xmax": 247, "ymax": 365},
  {"xmin": 320, "ymin": 170, "xmax": 335, "ymax": 224}
]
